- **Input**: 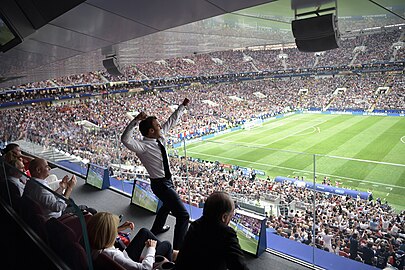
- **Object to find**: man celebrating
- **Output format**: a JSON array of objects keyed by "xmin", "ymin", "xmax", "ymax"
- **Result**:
[{"xmin": 121, "ymin": 98, "xmax": 190, "ymax": 250}]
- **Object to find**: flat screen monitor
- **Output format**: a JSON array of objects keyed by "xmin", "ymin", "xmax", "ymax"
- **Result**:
[
  {"xmin": 131, "ymin": 179, "xmax": 160, "ymax": 213},
  {"xmin": 85, "ymin": 163, "xmax": 107, "ymax": 189},
  {"xmin": 0, "ymin": 13, "xmax": 22, "ymax": 52},
  {"xmin": 230, "ymin": 209, "xmax": 266, "ymax": 257}
]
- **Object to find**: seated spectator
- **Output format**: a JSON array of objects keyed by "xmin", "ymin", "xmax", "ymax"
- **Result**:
[
  {"xmin": 360, "ymin": 241, "xmax": 375, "ymax": 265},
  {"xmin": 6, "ymin": 158, "xmax": 26, "ymax": 196},
  {"xmin": 23, "ymin": 158, "xmax": 94, "ymax": 219},
  {"xmin": 86, "ymin": 212, "xmax": 175, "ymax": 270},
  {"xmin": 2, "ymin": 143, "xmax": 33, "ymax": 176},
  {"xmin": 3, "ymin": 150, "xmax": 30, "ymax": 178},
  {"xmin": 4, "ymin": 149, "xmax": 60, "ymax": 189},
  {"xmin": 375, "ymin": 242, "xmax": 391, "ymax": 269},
  {"xmin": 349, "ymin": 233, "xmax": 359, "ymax": 259},
  {"xmin": 175, "ymin": 191, "xmax": 250, "ymax": 270}
]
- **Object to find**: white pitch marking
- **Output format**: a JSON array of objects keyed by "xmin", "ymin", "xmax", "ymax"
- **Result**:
[{"xmin": 188, "ymin": 151, "xmax": 405, "ymax": 189}]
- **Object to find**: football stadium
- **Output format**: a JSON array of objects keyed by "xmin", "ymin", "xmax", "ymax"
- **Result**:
[
  {"xmin": 179, "ymin": 113, "xmax": 405, "ymax": 211},
  {"xmin": 1, "ymin": 0, "xmax": 405, "ymax": 270}
]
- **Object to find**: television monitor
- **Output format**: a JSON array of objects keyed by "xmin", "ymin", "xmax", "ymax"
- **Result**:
[
  {"xmin": 0, "ymin": 13, "xmax": 22, "ymax": 52},
  {"xmin": 131, "ymin": 179, "xmax": 161, "ymax": 213},
  {"xmin": 85, "ymin": 163, "xmax": 109, "ymax": 190},
  {"xmin": 230, "ymin": 209, "xmax": 267, "ymax": 257},
  {"xmin": 0, "ymin": 0, "xmax": 86, "ymax": 53}
]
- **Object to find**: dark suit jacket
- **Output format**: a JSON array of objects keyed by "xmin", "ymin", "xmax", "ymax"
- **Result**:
[{"xmin": 175, "ymin": 216, "xmax": 250, "ymax": 270}]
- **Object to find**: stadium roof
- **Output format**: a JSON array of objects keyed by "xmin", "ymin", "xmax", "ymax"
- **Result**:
[{"xmin": 0, "ymin": 0, "xmax": 404, "ymax": 88}]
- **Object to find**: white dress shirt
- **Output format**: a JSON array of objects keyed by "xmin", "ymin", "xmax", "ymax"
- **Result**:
[
  {"xmin": 8, "ymin": 176, "xmax": 25, "ymax": 196},
  {"xmin": 23, "ymin": 177, "xmax": 67, "ymax": 220},
  {"xmin": 122, "ymin": 104, "xmax": 186, "ymax": 179}
]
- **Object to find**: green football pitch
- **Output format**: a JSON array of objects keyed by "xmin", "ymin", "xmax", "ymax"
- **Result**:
[
  {"xmin": 177, "ymin": 113, "xmax": 405, "ymax": 211},
  {"xmin": 229, "ymin": 222, "xmax": 259, "ymax": 255},
  {"xmin": 132, "ymin": 184, "xmax": 159, "ymax": 213}
]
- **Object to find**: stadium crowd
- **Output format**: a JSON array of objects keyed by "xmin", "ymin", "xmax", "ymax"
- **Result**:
[
  {"xmin": 267, "ymin": 180, "xmax": 405, "ymax": 269},
  {"xmin": 1, "ymin": 27, "xmax": 403, "ymax": 94},
  {"xmin": 1, "ymin": 24, "xmax": 404, "ymax": 270},
  {"xmin": 2, "ymin": 72, "xmax": 404, "ymax": 158},
  {"xmin": 170, "ymin": 155, "xmax": 405, "ymax": 269}
]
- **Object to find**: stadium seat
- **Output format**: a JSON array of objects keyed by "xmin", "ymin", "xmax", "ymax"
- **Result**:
[
  {"xmin": 19, "ymin": 194, "xmax": 43, "ymax": 217},
  {"xmin": 93, "ymin": 252, "xmax": 126, "ymax": 270},
  {"xmin": 45, "ymin": 217, "xmax": 88, "ymax": 270},
  {"xmin": 19, "ymin": 195, "xmax": 48, "ymax": 242},
  {"xmin": 57, "ymin": 211, "xmax": 93, "ymax": 242},
  {"xmin": 0, "ymin": 180, "xmax": 22, "ymax": 211}
]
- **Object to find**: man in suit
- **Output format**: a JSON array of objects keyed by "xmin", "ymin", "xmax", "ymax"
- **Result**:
[
  {"xmin": 175, "ymin": 191, "xmax": 250, "ymax": 270},
  {"xmin": 121, "ymin": 98, "xmax": 190, "ymax": 250}
]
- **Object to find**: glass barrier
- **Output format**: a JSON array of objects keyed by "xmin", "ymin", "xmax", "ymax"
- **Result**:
[
  {"xmin": 313, "ymin": 154, "xmax": 405, "ymax": 269},
  {"xmin": 0, "ymin": 156, "xmax": 93, "ymax": 269},
  {"xmin": 8, "ymin": 124, "xmax": 405, "ymax": 269},
  {"xmin": 175, "ymin": 138, "xmax": 319, "ymax": 260}
]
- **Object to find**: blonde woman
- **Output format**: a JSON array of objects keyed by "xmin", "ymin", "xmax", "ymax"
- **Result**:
[{"xmin": 87, "ymin": 212, "xmax": 173, "ymax": 270}]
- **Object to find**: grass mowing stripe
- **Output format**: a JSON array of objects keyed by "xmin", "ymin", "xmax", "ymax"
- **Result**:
[
  {"xmin": 354, "ymin": 117, "xmax": 405, "ymax": 162},
  {"xmin": 228, "ymin": 116, "xmax": 343, "ymax": 167},
  {"xmin": 307, "ymin": 117, "xmax": 401, "ymax": 181},
  {"xmin": 265, "ymin": 115, "xmax": 352, "ymax": 151},
  {"xmin": 186, "ymin": 150, "xmax": 405, "ymax": 189},
  {"xmin": 240, "ymin": 114, "xmax": 326, "ymax": 142},
  {"xmin": 275, "ymin": 116, "xmax": 374, "ymax": 172},
  {"xmin": 332, "ymin": 118, "xmax": 404, "ymax": 184},
  {"xmin": 360, "ymin": 119, "xmax": 405, "ymax": 186},
  {"xmin": 397, "ymin": 169, "xmax": 405, "ymax": 188},
  {"xmin": 180, "ymin": 114, "xmax": 405, "ymax": 210},
  {"xmin": 365, "ymin": 117, "xmax": 405, "ymax": 164},
  {"xmin": 211, "ymin": 114, "xmax": 298, "ymax": 142},
  {"xmin": 194, "ymin": 116, "xmax": 330, "ymax": 161}
]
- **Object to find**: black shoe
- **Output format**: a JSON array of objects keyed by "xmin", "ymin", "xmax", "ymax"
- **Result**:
[{"xmin": 154, "ymin": 225, "xmax": 170, "ymax": 235}]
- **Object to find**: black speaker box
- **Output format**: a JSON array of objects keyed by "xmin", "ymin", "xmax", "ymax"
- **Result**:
[
  {"xmin": 292, "ymin": 14, "xmax": 340, "ymax": 52},
  {"xmin": 295, "ymin": 34, "xmax": 340, "ymax": 52},
  {"xmin": 102, "ymin": 56, "xmax": 123, "ymax": 76}
]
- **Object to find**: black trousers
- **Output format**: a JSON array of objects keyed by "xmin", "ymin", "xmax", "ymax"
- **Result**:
[
  {"xmin": 125, "ymin": 228, "xmax": 173, "ymax": 261},
  {"xmin": 150, "ymin": 177, "xmax": 189, "ymax": 250}
]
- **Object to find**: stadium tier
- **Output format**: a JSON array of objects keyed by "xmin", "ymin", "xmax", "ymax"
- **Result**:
[{"xmin": 1, "ymin": 21, "xmax": 404, "ymax": 270}]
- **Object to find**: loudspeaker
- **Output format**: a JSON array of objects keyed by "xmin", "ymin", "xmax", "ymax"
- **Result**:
[
  {"xmin": 102, "ymin": 56, "xmax": 123, "ymax": 76},
  {"xmin": 295, "ymin": 34, "xmax": 340, "ymax": 52},
  {"xmin": 292, "ymin": 13, "xmax": 340, "ymax": 52}
]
